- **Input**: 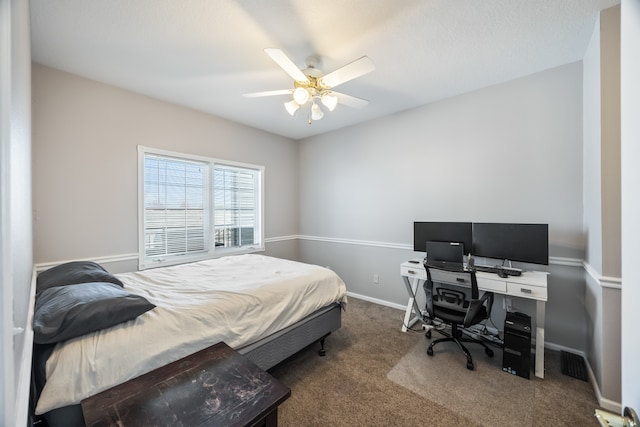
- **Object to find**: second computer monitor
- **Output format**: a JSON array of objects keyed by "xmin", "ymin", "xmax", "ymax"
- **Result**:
[{"xmin": 472, "ymin": 222, "xmax": 549, "ymax": 265}]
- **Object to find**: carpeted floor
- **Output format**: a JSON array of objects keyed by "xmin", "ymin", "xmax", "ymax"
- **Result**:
[{"xmin": 269, "ymin": 297, "xmax": 603, "ymax": 426}]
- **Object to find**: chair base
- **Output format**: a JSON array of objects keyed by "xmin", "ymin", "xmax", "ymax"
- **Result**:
[{"xmin": 426, "ymin": 323, "xmax": 494, "ymax": 370}]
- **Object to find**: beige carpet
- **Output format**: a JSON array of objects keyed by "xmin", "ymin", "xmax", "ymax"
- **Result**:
[{"xmin": 271, "ymin": 297, "xmax": 603, "ymax": 426}]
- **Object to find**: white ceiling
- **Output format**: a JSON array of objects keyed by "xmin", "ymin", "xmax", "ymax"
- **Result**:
[{"xmin": 30, "ymin": 0, "xmax": 619, "ymax": 140}]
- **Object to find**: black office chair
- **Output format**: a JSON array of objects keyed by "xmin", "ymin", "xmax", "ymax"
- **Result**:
[{"xmin": 423, "ymin": 264, "xmax": 495, "ymax": 370}]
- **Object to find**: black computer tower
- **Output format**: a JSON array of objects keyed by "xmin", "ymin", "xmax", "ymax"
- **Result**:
[{"xmin": 502, "ymin": 311, "xmax": 532, "ymax": 379}]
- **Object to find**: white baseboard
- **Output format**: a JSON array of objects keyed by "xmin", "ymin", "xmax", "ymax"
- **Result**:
[
  {"xmin": 584, "ymin": 356, "xmax": 622, "ymax": 413},
  {"xmin": 346, "ymin": 291, "xmax": 407, "ymax": 311}
]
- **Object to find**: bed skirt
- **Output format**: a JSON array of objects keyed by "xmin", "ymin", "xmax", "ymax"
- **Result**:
[{"xmin": 239, "ymin": 302, "xmax": 342, "ymax": 370}]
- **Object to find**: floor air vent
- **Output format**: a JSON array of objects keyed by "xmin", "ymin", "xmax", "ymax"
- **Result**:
[{"xmin": 560, "ymin": 350, "xmax": 588, "ymax": 382}]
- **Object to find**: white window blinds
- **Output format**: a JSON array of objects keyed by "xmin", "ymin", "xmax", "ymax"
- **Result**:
[
  {"xmin": 139, "ymin": 147, "xmax": 264, "ymax": 269},
  {"xmin": 143, "ymin": 154, "xmax": 208, "ymax": 259},
  {"xmin": 214, "ymin": 165, "xmax": 259, "ymax": 248}
]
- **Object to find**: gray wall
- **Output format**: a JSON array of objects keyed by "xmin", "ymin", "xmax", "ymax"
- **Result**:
[
  {"xmin": 298, "ymin": 62, "xmax": 587, "ymax": 349},
  {"xmin": 583, "ymin": 11, "xmax": 603, "ymax": 274},
  {"xmin": 599, "ymin": 5, "xmax": 622, "ymax": 279},
  {"xmin": 32, "ymin": 64, "xmax": 300, "ymax": 266}
]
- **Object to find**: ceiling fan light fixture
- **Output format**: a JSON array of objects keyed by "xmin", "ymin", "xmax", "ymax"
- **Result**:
[
  {"xmin": 321, "ymin": 93, "xmax": 338, "ymax": 112},
  {"xmin": 245, "ymin": 48, "xmax": 375, "ymax": 124},
  {"xmin": 293, "ymin": 87, "xmax": 310, "ymax": 105},
  {"xmin": 311, "ymin": 102, "xmax": 324, "ymax": 121},
  {"xmin": 284, "ymin": 100, "xmax": 299, "ymax": 116}
]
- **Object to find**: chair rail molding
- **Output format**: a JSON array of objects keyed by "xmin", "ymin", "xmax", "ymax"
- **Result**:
[
  {"xmin": 298, "ymin": 235, "xmax": 582, "ymax": 267},
  {"xmin": 34, "ymin": 235, "xmax": 589, "ymax": 273},
  {"xmin": 583, "ymin": 261, "xmax": 622, "ymax": 289}
]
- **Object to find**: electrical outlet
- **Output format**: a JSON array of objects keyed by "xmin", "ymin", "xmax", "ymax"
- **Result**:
[{"xmin": 373, "ymin": 274, "xmax": 379, "ymax": 284}]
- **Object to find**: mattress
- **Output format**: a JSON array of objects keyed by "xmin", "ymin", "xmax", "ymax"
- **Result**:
[{"xmin": 35, "ymin": 254, "xmax": 347, "ymax": 415}]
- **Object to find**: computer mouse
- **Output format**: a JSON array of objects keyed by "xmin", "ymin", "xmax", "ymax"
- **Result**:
[{"xmin": 497, "ymin": 270, "xmax": 508, "ymax": 278}]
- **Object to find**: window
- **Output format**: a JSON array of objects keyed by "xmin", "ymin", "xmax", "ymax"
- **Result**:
[{"xmin": 138, "ymin": 146, "xmax": 263, "ymax": 269}]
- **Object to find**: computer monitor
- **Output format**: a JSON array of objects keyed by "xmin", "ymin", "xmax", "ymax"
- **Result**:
[
  {"xmin": 413, "ymin": 222, "xmax": 473, "ymax": 254},
  {"xmin": 472, "ymin": 223, "xmax": 549, "ymax": 265}
]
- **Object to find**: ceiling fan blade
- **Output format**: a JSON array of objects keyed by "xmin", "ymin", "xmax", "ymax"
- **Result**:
[
  {"xmin": 243, "ymin": 89, "xmax": 292, "ymax": 98},
  {"xmin": 334, "ymin": 92, "xmax": 370, "ymax": 109},
  {"xmin": 320, "ymin": 56, "xmax": 375, "ymax": 88},
  {"xmin": 264, "ymin": 48, "xmax": 310, "ymax": 84}
]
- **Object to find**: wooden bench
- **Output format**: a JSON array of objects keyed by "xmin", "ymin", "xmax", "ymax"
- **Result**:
[{"xmin": 81, "ymin": 342, "xmax": 291, "ymax": 426}]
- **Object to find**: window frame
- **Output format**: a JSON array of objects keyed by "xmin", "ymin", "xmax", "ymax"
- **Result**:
[{"xmin": 138, "ymin": 145, "xmax": 264, "ymax": 270}]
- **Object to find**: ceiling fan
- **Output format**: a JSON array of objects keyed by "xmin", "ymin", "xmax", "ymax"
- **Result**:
[{"xmin": 243, "ymin": 48, "xmax": 375, "ymax": 124}]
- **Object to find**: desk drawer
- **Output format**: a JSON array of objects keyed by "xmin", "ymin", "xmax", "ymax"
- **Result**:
[
  {"xmin": 477, "ymin": 277, "xmax": 507, "ymax": 293},
  {"xmin": 507, "ymin": 282, "xmax": 547, "ymax": 301},
  {"xmin": 401, "ymin": 264, "xmax": 427, "ymax": 280},
  {"xmin": 428, "ymin": 269, "xmax": 472, "ymax": 286}
]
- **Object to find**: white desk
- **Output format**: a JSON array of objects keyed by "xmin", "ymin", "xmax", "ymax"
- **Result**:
[{"xmin": 400, "ymin": 260, "xmax": 549, "ymax": 378}]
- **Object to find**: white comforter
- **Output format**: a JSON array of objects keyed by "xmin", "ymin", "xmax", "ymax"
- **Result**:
[{"xmin": 35, "ymin": 254, "xmax": 347, "ymax": 414}]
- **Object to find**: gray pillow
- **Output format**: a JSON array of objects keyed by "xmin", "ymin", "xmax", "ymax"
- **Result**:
[
  {"xmin": 33, "ymin": 282, "xmax": 155, "ymax": 344},
  {"xmin": 36, "ymin": 261, "xmax": 124, "ymax": 294}
]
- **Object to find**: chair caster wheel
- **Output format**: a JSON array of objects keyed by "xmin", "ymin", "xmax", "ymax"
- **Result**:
[
  {"xmin": 427, "ymin": 347, "xmax": 434, "ymax": 356},
  {"xmin": 485, "ymin": 348, "xmax": 494, "ymax": 357},
  {"xmin": 425, "ymin": 330, "xmax": 431, "ymax": 339},
  {"xmin": 466, "ymin": 361, "xmax": 474, "ymax": 370},
  {"xmin": 319, "ymin": 349, "xmax": 326, "ymax": 356}
]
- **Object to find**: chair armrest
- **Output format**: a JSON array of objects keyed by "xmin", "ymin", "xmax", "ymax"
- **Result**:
[
  {"xmin": 481, "ymin": 291, "xmax": 494, "ymax": 314},
  {"xmin": 463, "ymin": 292, "xmax": 494, "ymax": 327}
]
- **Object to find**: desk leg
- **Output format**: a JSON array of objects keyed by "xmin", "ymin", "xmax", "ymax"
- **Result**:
[
  {"xmin": 535, "ymin": 300, "xmax": 546, "ymax": 378},
  {"xmin": 401, "ymin": 276, "xmax": 424, "ymax": 332}
]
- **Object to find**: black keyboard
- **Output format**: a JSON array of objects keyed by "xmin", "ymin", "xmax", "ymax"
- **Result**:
[{"xmin": 474, "ymin": 265, "xmax": 522, "ymax": 276}]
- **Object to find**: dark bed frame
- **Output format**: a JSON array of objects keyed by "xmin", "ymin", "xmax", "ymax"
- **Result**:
[{"xmin": 33, "ymin": 302, "xmax": 342, "ymax": 427}]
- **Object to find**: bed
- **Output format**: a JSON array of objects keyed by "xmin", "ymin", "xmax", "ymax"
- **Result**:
[{"xmin": 31, "ymin": 254, "xmax": 347, "ymax": 427}]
